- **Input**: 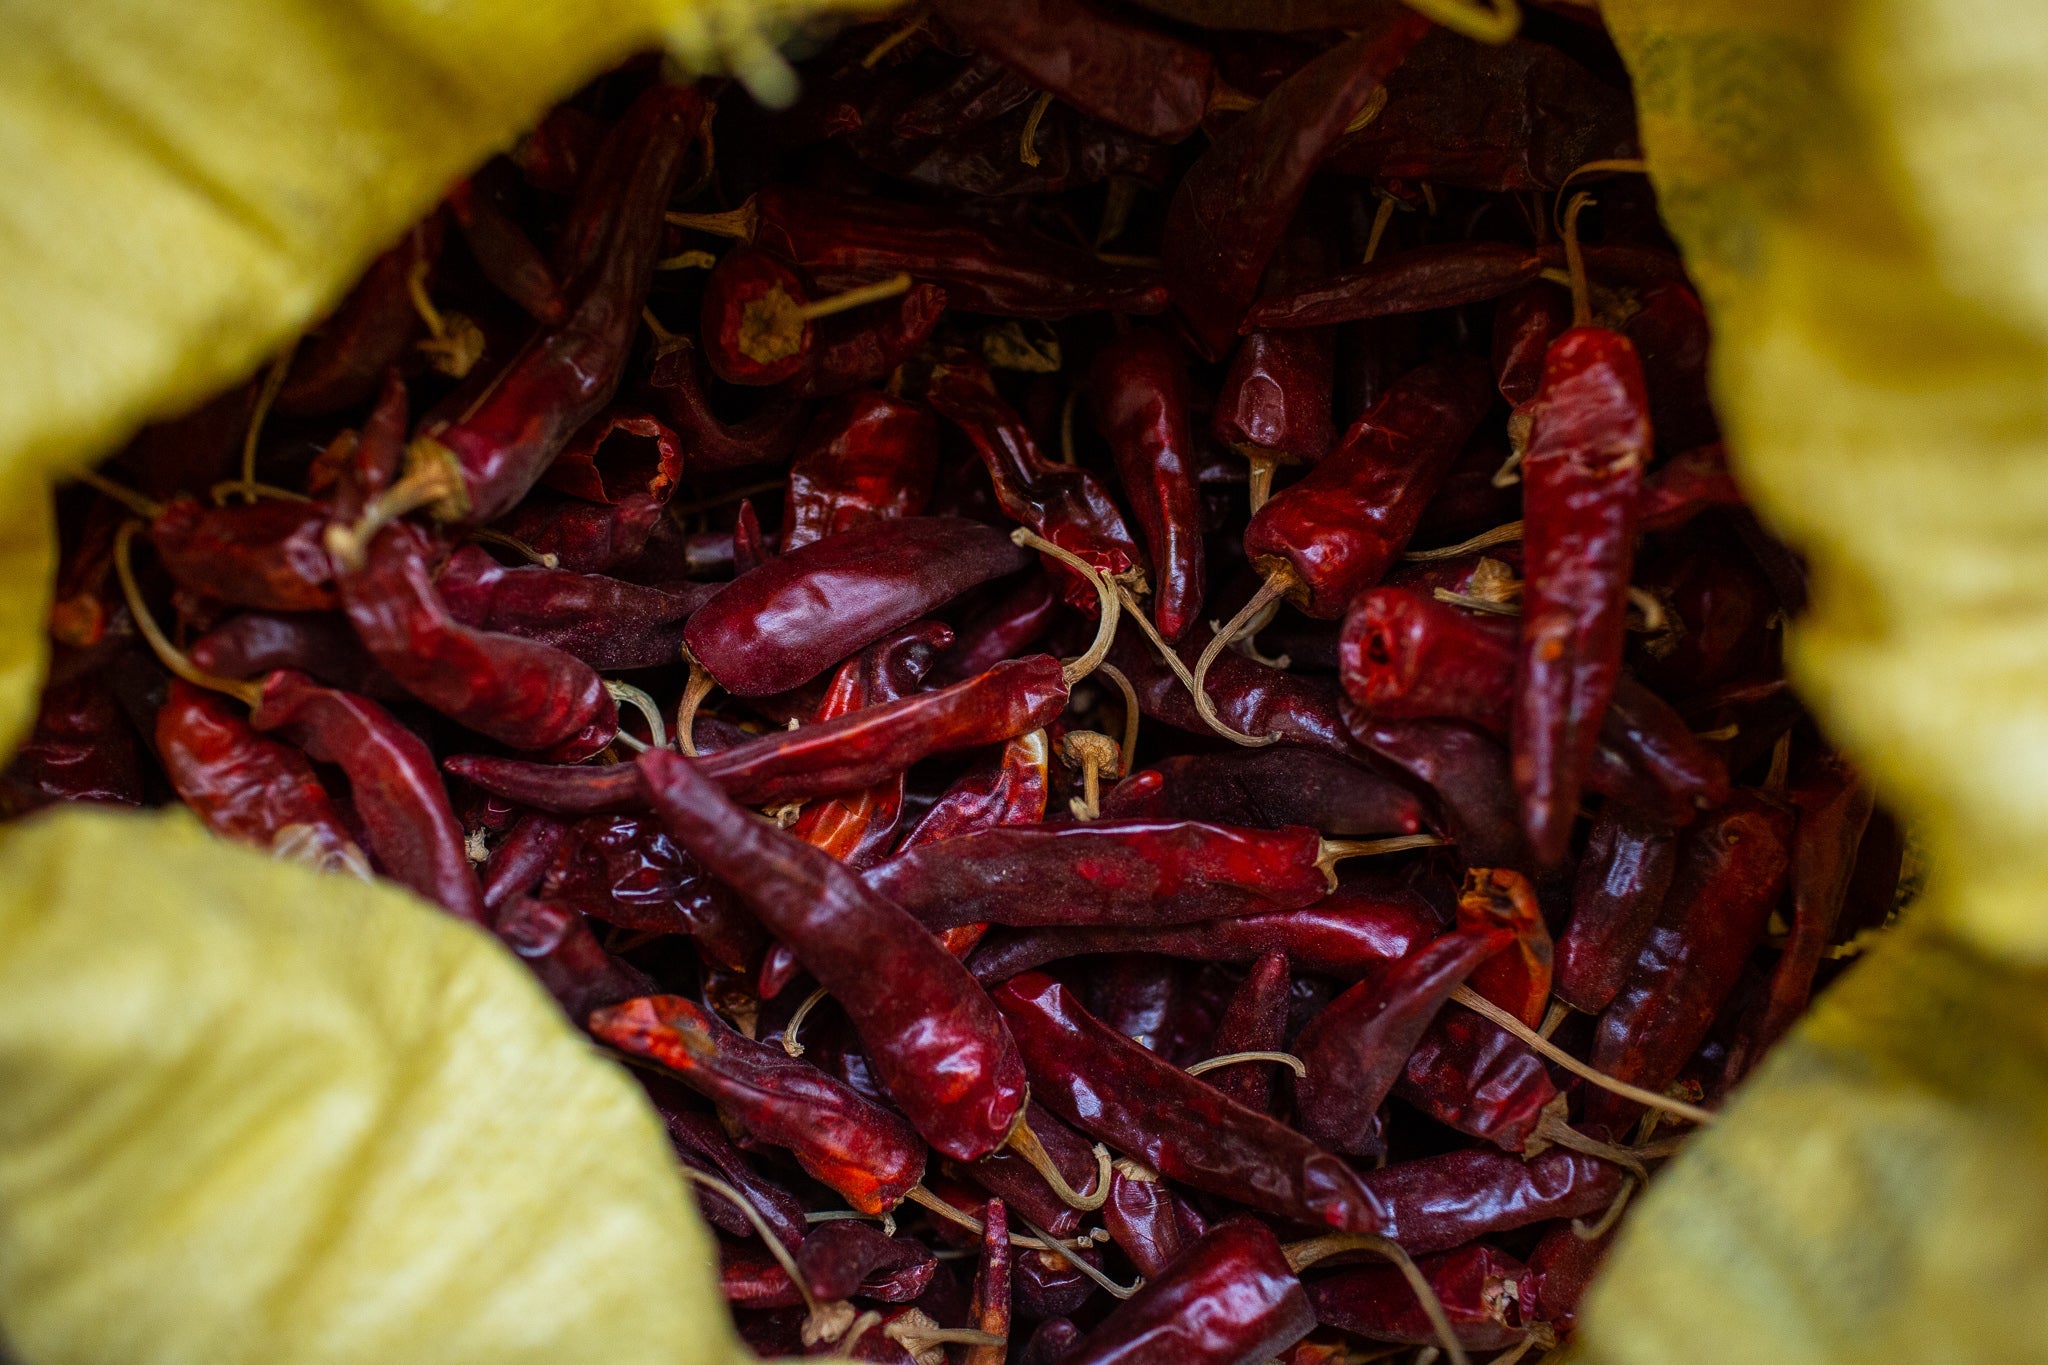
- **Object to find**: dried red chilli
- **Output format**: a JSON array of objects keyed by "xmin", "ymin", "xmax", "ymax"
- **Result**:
[
  {"xmin": 590, "ymin": 993, "xmax": 926, "ymax": 1214},
  {"xmin": 31, "ymin": 31, "xmax": 1872, "ymax": 1363},
  {"xmin": 684, "ymin": 516, "xmax": 1030, "ymax": 696},
  {"xmin": 638, "ymin": 748, "xmax": 1028, "ymax": 1164}
]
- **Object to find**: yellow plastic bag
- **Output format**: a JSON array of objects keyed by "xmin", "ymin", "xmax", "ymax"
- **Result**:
[{"xmin": 2, "ymin": 0, "xmax": 2046, "ymax": 1360}]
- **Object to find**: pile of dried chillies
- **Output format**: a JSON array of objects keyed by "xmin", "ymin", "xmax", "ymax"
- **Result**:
[{"xmin": 11, "ymin": 3, "xmax": 1908, "ymax": 1362}]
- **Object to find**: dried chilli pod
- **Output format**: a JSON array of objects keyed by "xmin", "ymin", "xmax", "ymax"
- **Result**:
[
  {"xmin": 670, "ymin": 184, "xmax": 1168, "ymax": 318},
  {"xmin": 795, "ymin": 1222, "xmax": 937, "ymax": 1302},
  {"xmin": 927, "ymin": 355, "xmax": 1142, "ymax": 607},
  {"xmin": 1107, "ymin": 627, "xmax": 1356, "ymax": 759},
  {"xmin": 698, "ymin": 654, "xmax": 1066, "ymax": 806},
  {"xmin": 589, "ymin": 993, "xmax": 926, "ymax": 1213},
  {"xmin": 343, "ymin": 84, "xmax": 699, "ymax": 546},
  {"xmin": 1165, "ymin": 10, "xmax": 1433, "ymax": 358},
  {"xmin": 480, "ymin": 810, "xmax": 570, "ymax": 911},
  {"xmin": 931, "ymin": 0, "xmax": 1216, "ymax": 142},
  {"xmin": 700, "ymin": 246, "xmax": 916, "ymax": 387},
  {"xmin": 492, "ymin": 893, "xmax": 654, "ymax": 1018},
  {"xmin": 1062, "ymin": 1220, "xmax": 1313, "ymax": 1365},
  {"xmin": 1635, "ymin": 442, "xmax": 1742, "ymax": 532},
  {"xmin": 434, "ymin": 544, "xmax": 717, "ymax": 671},
  {"xmin": 1584, "ymin": 791, "xmax": 1793, "ymax": 1130},
  {"xmin": 1359, "ymin": 1143, "xmax": 1627, "ymax": 1255},
  {"xmin": 1453, "ymin": 868, "xmax": 1551, "ymax": 1029},
  {"xmin": 965, "ymin": 1198, "xmax": 1011, "ymax": 1365},
  {"xmin": 967, "ymin": 884, "xmax": 1442, "ymax": 984},
  {"xmin": 447, "ymin": 176, "xmax": 567, "ymax": 324},
  {"xmin": 1725, "ymin": 755, "xmax": 1872, "ymax": 1078},
  {"xmin": 638, "ymin": 748, "xmax": 1030, "ymax": 1164},
  {"xmin": 789, "ymin": 282, "xmax": 948, "ymax": 400},
  {"xmin": 685, "ymin": 516, "xmax": 1031, "ymax": 696},
  {"xmin": 1239, "ymin": 356, "xmax": 1494, "ymax": 620},
  {"xmin": 1, "ymin": 679, "xmax": 142, "ymax": 814},
  {"xmin": 939, "ymin": 575, "xmax": 1061, "ymax": 685},
  {"xmin": 541, "ymin": 813, "xmax": 765, "ymax": 972},
  {"xmin": 899, "ymin": 729, "xmax": 1052, "ymax": 958},
  {"xmin": 190, "ymin": 610, "xmax": 403, "ymax": 701},
  {"xmin": 1341, "ymin": 708, "xmax": 1531, "ymax": 870},
  {"xmin": 1553, "ymin": 805, "xmax": 1680, "ymax": 1014},
  {"xmin": 1099, "ymin": 748, "xmax": 1427, "ymax": 839},
  {"xmin": 1089, "ymin": 326, "xmax": 1206, "ymax": 640},
  {"xmin": 493, "ymin": 490, "xmax": 667, "ymax": 575},
  {"xmin": 781, "ymin": 393, "xmax": 941, "ymax": 552},
  {"xmin": 994, "ymin": 971, "xmax": 1391, "ymax": 1233},
  {"xmin": 1395, "ymin": 1005, "xmax": 1558, "ymax": 1151},
  {"xmin": 339, "ymin": 523, "xmax": 617, "ymax": 760},
  {"xmin": 1203, "ymin": 949, "xmax": 1293, "ymax": 1114},
  {"xmin": 1215, "ymin": 225, "xmax": 1341, "ymax": 500},
  {"xmin": 864, "ymin": 819, "xmax": 1424, "ymax": 932},
  {"xmin": 1294, "ymin": 923, "xmax": 1511, "ymax": 1158},
  {"xmin": 1514, "ymin": 319, "xmax": 1654, "ymax": 865},
  {"xmin": 646, "ymin": 1084, "xmax": 811, "ymax": 1250},
  {"xmin": 1308, "ymin": 1243, "xmax": 1538, "ymax": 1353},
  {"xmin": 1525, "ymin": 1218, "xmax": 1614, "ymax": 1335},
  {"xmin": 1491, "ymin": 281, "xmax": 1571, "ymax": 406},
  {"xmin": 963, "ymin": 1099, "xmax": 1101, "ymax": 1239},
  {"xmin": 154, "ymin": 679, "xmax": 368, "ymax": 877},
  {"xmin": 643, "ymin": 333, "xmax": 811, "ymax": 470},
  {"xmin": 275, "ymin": 225, "xmax": 436, "ymax": 415},
  {"xmin": 1245, "ymin": 242, "xmax": 1547, "ymax": 330},
  {"xmin": 149, "ymin": 496, "xmax": 340, "ymax": 613},
  {"xmin": 540, "ymin": 409, "xmax": 684, "ymax": 507}
]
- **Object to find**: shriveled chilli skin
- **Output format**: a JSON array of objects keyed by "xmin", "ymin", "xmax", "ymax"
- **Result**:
[
  {"xmin": 861, "ymin": 820, "xmax": 1334, "ymax": 932},
  {"xmin": 1585, "ymin": 792, "xmax": 1793, "ymax": 1130},
  {"xmin": 1100, "ymin": 748, "xmax": 1427, "ymax": 838},
  {"xmin": 780, "ymin": 392, "xmax": 941, "ymax": 552},
  {"xmin": 1555, "ymin": 805, "xmax": 1681, "ymax": 1015},
  {"xmin": 1103, "ymin": 1164, "xmax": 1205, "ymax": 1277},
  {"xmin": 1339, "ymin": 586, "xmax": 1517, "ymax": 728},
  {"xmin": 698, "ymin": 655, "xmax": 1068, "ymax": 806},
  {"xmin": 494, "ymin": 490, "xmax": 666, "ymax": 574},
  {"xmin": 994, "ymin": 972, "xmax": 1392, "ymax": 1233},
  {"xmin": 1294, "ymin": 927, "xmax": 1511, "ymax": 1158},
  {"xmin": 1164, "ymin": 11, "xmax": 1432, "ymax": 358},
  {"xmin": 638, "ymin": 749, "xmax": 1028, "ymax": 1162},
  {"xmin": 275, "ymin": 226, "xmax": 433, "ymax": 415},
  {"xmin": 440, "ymin": 753, "xmax": 645, "ymax": 815},
  {"xmin": 967, "ymin": 887, "xmax": 1442, "ymax": 983},
  {"xmin": 1107, "ymin": 628, "xmax": 1355, "ymax": 759},
  {"xmin": 1526, "ymin": 1219, "xmax": 1614, "ymax": 1334},
  {"xmin": 1358, "ymin": 1145, "xmax": 1627, "ymax": 1255},
  {"xmin": 1062, "ymin": 1220, "xmax": 1315, "ymax": 1365},
  {"xmin": 750, "ymin": 184, "xmax": 1168, "ymax": 319},
  {"xmin": 1514, "ymin": 326, "xmax": 1653, "ymax": 866},
  {"xmin": 1492, "ymin": 281, "xmax": 1570, "ymax": 406},
  {"xmin": 1396, "ymin": 1006, "xmax": 1558, "ymax": 1152},
  {"xmin": 643, "ymin": 334, "xmax": 810, "ymax": 470},
  {"xmin": 491, "ymin": 894, "xmax": 653, "ymax": 1019},
  {"xmin": 1342, "ymin": 707, "xmax": 1531, "ymax": 871},
  {"xmin": 1207, "ymin": 950, "xmax": 1292, "ymax": 1114},
  {"xmin": 588, "ymin": 994, "xmax": 925, "ymax": 1214},
  {"xmin": 1245, "ymin": 242, "xmax": 1547, "ymax": 330},
  {"xmin": 1599, "ymin": 673, "xmax": 1731, "ymax": 816},
  {"xmin": 191, "ymin": 611, "xmax": 402, "ymax": 701},
  {"xmin": 1090, "ymin": 328, "xmax": 1206, "ymax": 640},
  {"xmin": 150, "ymin": 497, "xmax": 338, "ymax": 612},
  {"xmin": 1245, "ymin": 356, "xmax": 1495, "ymax": 617},
  {"xmin": 425, "ymin": 85, "xmax": 698, "ymax": 524},
  {"xmin": 684, "ymin": 516, "xmax": 1030, "ymax": 695},
  {"xmin": 965, "ymin": 1099, "xmax": 1098, "ymax": 1240},
  {"xmin": 899, "ymin": 729, "xmax": 1051, "ymax": 852},
  {"xmin": 927, "ymin": 356, "xmax": 1141, "ymax": 604},
  {"xmin": 932, "ymin": 0, "xmax": 1215, "ymax": 142},
  {"xmin": 1308, "ymin": 1244, "xmax": 1536, "ymax": 1351},
  {"xmin": 1216, "ymin": 227, "xmax": 1339, "ymax": 464},
  {"xmin": 790, "ymin": 283, "xmax": 947, "ymax": 399},
  {"xmin": 339, "ymin": 524, "xmax": 616, "ymax": 760},
  {"xmin": 155, "ymin": 680, "xmax": 361, "ymax": 870},
  {"xmin": 435, "ymin": 545, "xmax": 716, "ymax": 671},
  {"xmin": 480, "ymin": 811, "xmax": 568, "ymax": 912},
  {"xmin": 250, "ymin": 671, "xmax": 486, "ymax": 923},
  {"xmin": 1636, "ymin": 442, "xmax": 1742, "ymax": 531}
]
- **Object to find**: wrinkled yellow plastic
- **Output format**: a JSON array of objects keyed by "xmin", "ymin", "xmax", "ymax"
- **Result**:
[
  {"xmin": 1583, "ymin": 2, "xmax": 2048, "ymax": 1358},
  {"xmin": 0, "ymin": 808, "xmax": 741, "ymax": 1365},
  {"xmin": 3, "ymin": 0, "xmax": 2047, "ymax": 1359}
]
